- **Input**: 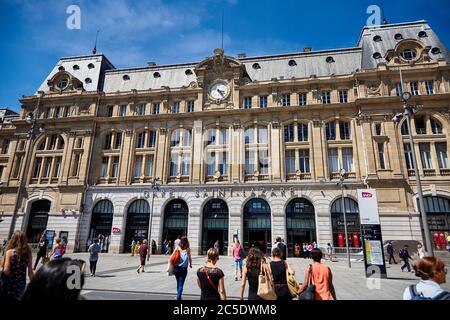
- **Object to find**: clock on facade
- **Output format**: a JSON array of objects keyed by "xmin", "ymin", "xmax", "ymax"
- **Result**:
[{"xmin": 209, "ymin": 81, "xmax": 230, "ymax": 101}]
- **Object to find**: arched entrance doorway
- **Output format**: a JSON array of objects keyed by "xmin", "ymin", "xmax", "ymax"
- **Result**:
[
  {"xmin": 331, "ymin": 197, "xmax": 361, "ymax": 249},
  {"xmin": 286, "ymin": 198, "xmax": 316, "ymax": 257},
  {"xmin": 163, "ymin": 199, "xmax": 188, "ymax": 245},
  {"xmin": 89, "ymin": 200, "xmax": 114, "ymax": 252},
  {"xmin": 124, "ymin": 200, "xmax": 150, "ymax": 253},
  {"xmin": 244, "ymin": 198, "xmax": 271, "ymax": 255},
  {"xmin": 422, "ymin": 196, "xmax": 450, "ymax": 250},
  {"xmin": 26, "ymin": 200, "xmax": 51, "ymax": 243},
  {"xmin": 201, "ymin": 199, "xmax": 229, "ymax": 255}
]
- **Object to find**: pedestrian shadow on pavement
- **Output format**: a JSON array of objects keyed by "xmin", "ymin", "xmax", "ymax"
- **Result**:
[
  {"xmin": 386, "ymin": 276, "xmax": 416, "ymax": 281},
  {"xmin": 91, "ymin": 274, "xmax": 117, "ymax": 278}
]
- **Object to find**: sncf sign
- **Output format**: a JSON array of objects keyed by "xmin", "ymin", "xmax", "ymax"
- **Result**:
[{"xmin": 361, "ymin": 192, "xmax": 373, "ymax": 198}]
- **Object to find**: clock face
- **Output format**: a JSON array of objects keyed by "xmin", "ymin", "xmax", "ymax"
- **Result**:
[{"xmin": 209, "ymin": 82, "xmax": 229, "ymax": 101}]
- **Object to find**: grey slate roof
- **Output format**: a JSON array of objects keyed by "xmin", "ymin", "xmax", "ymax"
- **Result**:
[{"xmin": 358, "ymin": 20, "xmax": 450, "ymax": 69}]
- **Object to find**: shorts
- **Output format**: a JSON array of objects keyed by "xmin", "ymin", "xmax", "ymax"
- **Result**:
[
  {"xmin": 140, "ymin": 256, "xmax": 146, "ymax": 266},
  {"xmin": 234, "ymin": 259, "xmax": 243, "ymax": 268}
]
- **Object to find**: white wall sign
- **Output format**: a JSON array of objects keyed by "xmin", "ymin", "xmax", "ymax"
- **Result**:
[{"xmin": 357, "ymin": 189, "xmax": 380, "ymax": 225}]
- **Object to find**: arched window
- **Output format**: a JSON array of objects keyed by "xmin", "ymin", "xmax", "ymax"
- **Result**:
[
  {"xmin": 201, "ymin": 199, "xmax": 229, "ymax": 254},
  {"xmin": 204, "ymin": 127, "xmax": 230, "ymax": 180},
  {"xmin": 326, "ymin": 121, "xmax": 354, "ymax": 177},
  {"xmin": 284, "ymin": 123, "xmax": 310, "ymax": 179},
  {"xmin": 26, "ymin": 200, "xmax": 51, "ymax": 243},
  {"xmin": 169, "ymin": 129, "xmax": 192, "ymax": 180},
  {"xmin": 89, "ymin": 200, "xmax": 114, "ymax": 251},
  {"xmin": 430, "ymin": 118, "xmax": 443, "ymax": 134},
  {"xmin": 124, "ymin": 199, "xmax": 151, "ymax": 252},
  {"xmin": 286, "ymin": 198, "xmax": 316, "ymax": 256},
  {"xmin": 243, "ymin": 198, "xmax": 271, "ymax": 254},
  {"xmin": 99, "ymin": 131, "xmax": 122, "ymax": 182},
  {"xmin": 244, "ymin": 125, "xmax": 269, "ymax": 179},
  {"xmin": 331, "ymin": 197, "xmax": 360, "ymax": 248},
  {"xmin": 133, "ymin": 129, "xmax": 157, "ymax": 182},
  {"xmin": 163, "ymin": 199, "xmax": 189, "ymax": 243},
  {"xmin": 422, "ymin": 196, "xmax": 450, "ymax": 250},
  {"xmin": 32, "ymin": 135, "xmax": 65, "ymax": 184}
]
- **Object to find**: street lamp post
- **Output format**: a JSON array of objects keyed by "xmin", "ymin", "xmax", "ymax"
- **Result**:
[
  {"xmin": 147, "ymin": 177, "xmax": 160, "ymax": 260},
  {"xmin": 8, "ymin": 93, "xmax": 45, "ymax": 240},
  {"xmin": 339, "ymin": 168, "xmax": 351, "ymax": 268},
  {"xmin": 393, "ymin": 91, "xmax": 434, "ymax": 256}
]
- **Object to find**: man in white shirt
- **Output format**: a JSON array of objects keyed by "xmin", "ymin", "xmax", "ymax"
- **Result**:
[{"xmin": 174, "ymin": 235, "xmax": 181, "ymax": 249}]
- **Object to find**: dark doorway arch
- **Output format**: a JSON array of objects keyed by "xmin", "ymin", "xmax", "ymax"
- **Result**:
[
  {"xmin": 163, "ymin": 199, "xmax": 189, "ymax": 245},
  {"xmin": 89, "ymin": 200, "xmax": 114, "ymax": 252},
  {"xmin": 201, "ymin": 199, "xmax": 229, "ymax": 255},
  {"xmin": 124, "ymin": 200, "xmax": 150, "ymax": 253},
  {"xmin": 331, "ymin": 197, "xmax": 361, "ymax": 248},
  {"xmin": 244, "ymin": 198, "xmax": 271, "ymax": 255},
  {"xmin": 422, "ymin": 196, "xmax": 450, "ymax": 250},
  {"xmin": 26, "ymin": 200, "xmax": 51, "ymax": 243},
  {"xmin": 286, "ymin": 198, "xmax": 316, "ymax": 257}
]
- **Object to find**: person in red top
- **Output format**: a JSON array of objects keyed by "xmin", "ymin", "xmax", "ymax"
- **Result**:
[{"xmin": 137, "ymin": 239, "xmax": 149, "ymax": 273}]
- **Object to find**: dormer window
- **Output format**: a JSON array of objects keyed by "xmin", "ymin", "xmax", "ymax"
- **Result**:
[
  {"xmin": 73, "ymin": 65, "xmax": 80, "ymax": 70},
  {"xmin": 88, "ymin": 63, "xmax": 95, "ymax": 69},
  {"xmin": 153, "ymin": 72, "xmax": 161, "ymax": 78},
  {"xmin": 185, "ymin": 69, "xmax": 193, "ymax": 75},
  {"xmin": 431, "ymin": 47, "xmax": 441, "ymax": 55},
  {"xmin": 288, "ymin": 60, "xmax": 297, "ymax": 67},
  {"xmin": 418, "ymin": 31, "xmax": 428, "ymax": 38},
  {"xmin": 58, "ymin": 66, "xmax": 65, "ymax": 71},
  {"xmin": 123, "ymin": 75, "xmax": 130, "ymax": 81},
  {"xmin": 252, "ymin": 63, "xmax": 261, "ymax": 69},
  {"xmin": 373, "ymin": 52, "xmax": 382, "ymax": 59},
  {"xmin": 373, "ymin": 35, "xmax": 382, "ymax": 42},
  {"xmin": 400, "ymin": 49, "xmax": 417, "ymax": 61},
  {"xmin": 394, "ymin": 33, "xmax": 403, "ymax": 40},
  {"xmin": 85, "ymin": 77, "xmax": 92, "ymax": 84},
  {"xmin": 57, "ymin": 79, "xmax": 68, "ymax": 90},
  {"xmin": 326, "ymin": 56, "xmax": 335, "ymax": 63}
]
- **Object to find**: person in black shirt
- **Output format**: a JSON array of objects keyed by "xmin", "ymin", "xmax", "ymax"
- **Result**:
[
  {"xmin": 270, "ymin": 247, "xmax": 294, "ymax": 300},
  {"xmin": 33, "ymin": 233, "xmax": 48, "ymax": 270},
  {"xmin": 196, "ymin": 248, "xmax": 226, "ymax": 300}
]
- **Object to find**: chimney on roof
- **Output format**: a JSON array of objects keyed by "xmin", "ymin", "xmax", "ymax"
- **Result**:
[
  {"xmin": 147, "ymin": 61, "xmax": 156, "ymax": 67},
  {"xmin": 238, "ymin": 53, "xmax": 246, "ymax": 59},
  {"xmin": 303, "ymin": 47, "xmax": 312, "ymax": 53}
]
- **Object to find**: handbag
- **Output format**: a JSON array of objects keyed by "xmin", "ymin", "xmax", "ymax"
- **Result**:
[
  {"xmin": 257, "ymin": 262, "xmax": 277, "ymax": 300},
  {"xmin": 286, "ymin": 263, "xmax": 300, "ymax": 299},
  {"xmin": 41, "ymin": 255, "xmax": 50, "ymax": 265},
  {"xmin": 169, "ymin": 248, "xmax": 180, "ymax": 265},
  {"xmin": 298, "ymin": 264, "xmax": 315, "ymax": 300},
  {"xmin": 166, "ymin": 260, "xmax": 174, "ymax": 276}
]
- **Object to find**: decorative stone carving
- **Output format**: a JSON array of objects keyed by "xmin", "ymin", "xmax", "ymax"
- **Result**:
[
  {"xmin": 366, "ymin": 81, "xmax": 381, "ymax": 97},
  {"xmin": 312, "ymin": 118, "xmax": 322, "ymax": 128},
  {"xmin": 355, "ymin": 111, "xmax": 371, "ymax": 125}
]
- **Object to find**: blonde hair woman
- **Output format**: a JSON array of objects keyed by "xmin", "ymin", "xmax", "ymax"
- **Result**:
[{"xmin": 196, "ymin": 248, "xmax": 226, "ymax": 300}]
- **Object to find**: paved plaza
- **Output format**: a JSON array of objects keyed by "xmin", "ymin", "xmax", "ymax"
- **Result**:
[{"xmin": 51, "ymin": 252, "xmax": 450, "ymax": 300}]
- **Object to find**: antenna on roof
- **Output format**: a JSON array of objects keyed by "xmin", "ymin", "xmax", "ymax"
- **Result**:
[
  {"xmin": 221, "ymin": 9, "xmax": 224, "ymax": 51},
  {"xmin": 92, "ymin": 30, "xmax": 99, "ymax": 54},
  {"xmin": 381, "ymin": 0, "xmax": 388, "ymax": 24}
]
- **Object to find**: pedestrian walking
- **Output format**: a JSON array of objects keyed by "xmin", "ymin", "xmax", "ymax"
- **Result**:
[
  {"xmin": 151, "ymin": 239, "xmax": 157, "ymax": 255},
  {"xmin": 299, "ymin": 248, "xmax": 337, "ymax": 300},
  {"xmin": 232, "ymin": 240, "xmax": 244, "ymax": 281},
  {"xmin": 294, "ymin": 243, "xmax": 300, "ymax": 258},
  {"xmin": 403, "ymin": 257, "xmax": 450, "ymax": 300},
  {"xmin": 33, "ymin": 233, "xmax": 49, "ymax": 270},
  {"xmin": 240, "ymin": 247, "xmax": 269, "ymax": 300},
  {"xmin": 417, "ymin": 243, "xmax": 426, "ymax": 259},
  {"xmin": 22, "ymin": 258, "xmax": 86, "ymax": 301},
  {"xmin": 307, "ymin": 243, "xmax": 313, "ymax": 259},
  {"xmin": 88, "ymin": 239, "xmax": 101, "ymax": 276},
  {"xmin": 137, "ymin": 239, "xmax": 149, "ymax": 273},
  {"xmin": 386, "ymin": 242, "xmax": 397, "ymax": 264},
  {"xmin": 0, "ymin": 231, "xmax": 34, "ymax": 301},
  {"xmin": 49, "ymin": 238, "xmax": 64, "ymax": 260},
  {"xmin": 130, "ymin": 239, "xmax": 136, "ymax": 256},
  {"xmin": 400, "ymin": 245, "xmax": 413, "ymax": 272},
  {"xmin": 270, "ymin": 247, "xmax": 294, "ymax": 300},
  {"xmin": 196, "ymin": 248, "xmax": 226, "ymax": 300},
  {"xmin": 302, "ymin": 243, "xmax": 307, "ymax": 259},
  {"xmin": 174, "ymin": 235, "xmax": 181, "ymax": 249},
  {"xmin": 326, "ymin": 243, "xmax": 333, "ymax": 261},
  {"xmin": 168, "ymin": 240, "xmax": 173, "ymax": 254},
  {"xmin": 214, "ymin": 240, "xmax": 220, "ymax": 253},
  {"xmin": 172, "ymin": 237, "xmax": 192, "ymax": 300}
]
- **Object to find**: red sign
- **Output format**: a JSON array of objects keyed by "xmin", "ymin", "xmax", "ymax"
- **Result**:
[
  {"xmin": 112, "ymin": 227, "xmax": 121, "ymax": 234},
  {"xmin": 361, "ymin": 192, "xmax": 373, "ymax": 198},
  {"xmin": 338, "ymin": 233, "xmax": 344, "ymax": 248}
]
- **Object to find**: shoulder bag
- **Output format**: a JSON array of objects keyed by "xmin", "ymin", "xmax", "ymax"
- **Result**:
[
  {"xmin": 169, "ymin": 247, "xmax": 181, "ymax": 265},
  {"xmin": 298, "ymin": 264, "xmax": 315, "ymax": 300},
  {"xmin": 286, "ymin": 262, "xmax": 300, "ymax": 299},
  {"xmin": 257, "ymin": 262, "xmax": 277, "ymax": 300},
  {"xmin": 203, "ymin": 268, "xmax": 218, "ymax": 292}
]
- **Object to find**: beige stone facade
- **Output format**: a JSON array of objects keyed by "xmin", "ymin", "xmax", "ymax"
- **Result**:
[{"xmin": 1, "ymin": 21, "xmax": 450, "ymax": 255}]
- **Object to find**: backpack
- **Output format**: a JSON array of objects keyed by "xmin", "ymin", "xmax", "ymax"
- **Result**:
[
  {"xmin": 399, "ymin": 249, "xmax": 405, "ymax": 259},
  {"xmin": 409, "ymin": 285, "xmax": 450, "ymax": 300},
  {"xmin": 60, "ymin": 245, "xmax": 66, "ymax": 256},
  {"xmin": 238, "ymin": 247, "xmax": 246, "ymax": 259}
]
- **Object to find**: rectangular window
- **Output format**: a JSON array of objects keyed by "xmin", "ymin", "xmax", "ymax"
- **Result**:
[
  {"xmin": 219, "ymin": 128, "xmax": 228, "ymax": 145},
  {"xmin": 1, "ymin": 139, "xmax": 10, "ymax": 154},
  {"xmin": 299, "ymin": 149, "xmax": 310, "ymax": 173},
  {"xmin": 285, "ymin": 150, "xmax": 295, "ymax": 174},
  {"xmin": 375, "ymin": 123, "xmax": 382, "ymax": 136},
  {"xmin": 395, "ymin": 83, "xmax": 403, "ymax": 97},
  {"xmin": 13, "ymin": 155, "xmax": 23, "ymax": 178},
  {"xmin": 145, "ymin": 155, "xmax": 154, "ymax": 176},
  {"xmin": 49, "ymin": 135, "xmax": 57, "ymax": 150},
  {"xmin": 63, "ymin": 106, "xmax": 70, "ymax": 117},
  {"xmin": 244, "ymin": 128, "xmax": 254, "ymax": 145},
  {"xmin": 44, "ymin": 108, "xmax": 51, "ymax": 119},
  {"xmin": 410, "ymin": 82, "xmax": 419, "ymax": 96},
  {"xmin": 243, "ymin": 97, "xmax": 252, "ymax": 109},
  {"xmin": 187, "ymin": 101, "xmax": 195, "ymax": 113},
  {"xmin": 148, "ymin": 131, "xmax": 156, "ymax": 148},
  {"xmin": 53, "ymin": 157, "xmax": 62, "ymax": 178},
  {"xmin": 284, "ymin": 125, "xmax": 294, "ymax": 143},
  {"xmin": 119, "ymin": 105, "xmax": 127, "ymax": 117},
  {"xmin": 115, "ymin": 132, "xmax": 122, "ymax": 149},
  {"xmin": 111, "ymin": 157, "xmax": 119, "ymax": 178},
  {"xmin": 107, "ymin": 106, "xmax": 114, "ymax": 117},
  {"xmin": 339, "ymin": 90, "xmax": 348, "ymax": 103},
  {"xmin": 104, "ymin": 134, "xmax": 112, "ymax": 150},
  {"xmin": 404, "ymin": 143, "xmax": 414, "ymax": 169},
  {"xmin": 134, "ymin": 155, "xmax": 143, "ymax": 177},
  {"xmin": 136, "ymin": 132, "xmax": 145, "ymax": 148},
  {"xmin": 100, "ymin": 157, "xmax": 108, "ymax": 178},
  {"xmin": 328, "ymin": 148, "xmax": 339, "ymax": 173},
  {"xmin": 181, "ymin": 153, "xmax": 190, "ymax": 175},
  {"xmin": 207, "ymin": 152, "xmax": 216, "ymax": 176},
  {"xmin": 258, "ymin": 127, "xmax": 268, "ymax": 144},
  {"xmin": 378, "ymin": 143, "xmax": 386, "ymax": 169},
  {"xmin": 426, "ymin": 81, "xmax": 434, "ymax": 95},
  {"xmin": 0, "ymin": 166, "xmax": 3, "ymax": 181},
  {"xmin": 419, "ymin": 143, "xmax": 432, "ymax": 169},
  {"xmin": 54, "ymin": 106, "xmax": 61, "ymax": 118},
  {"xmin": 340, "ymin": 122, "xmax": 351, "ymax": 140},
  {"xmin": 219, "ymin": 152, "xmax": 228, "ymax": 175},
  {"xmin": 43, "ymin": 158, "xmax": 52, "ymax": 178},
  {"xmin": 170, "ymin": 154, "xmax": 179, "ymax": 176},
  {"xmin": 298, "ymin": 93, "xmax": 307, "ymax": 106},
  {"xmin": 171, "ymin": 130, "xmax": 180, "ymax": 147},
  {"xmin": 172, "ymin": 101, "xmax": 180, "ymax": 114},
  {"xmin": 297, "ymin": 124, "xmax": 308, "ymax": 142},
  {"xmin": 71, "ymin": 154, "xmax": 80, "ymax": 176},
  {"xmin": 326, "ymin": 122, "xmax": 336, "ymax": 140},
  {"xmin": 342, "ymin": 147, "xmax": 354, "ymax": 172},
  {"xmin": 245, "ymin": 151, "xmax": 255, "ymax": 174},
  {"xmin": 322, "ymin": 91, "xmax": 331, "ymax": 104},
  {"xmin": 152, "ymin": 103, "xmax": 160, "ymax": 115},
  {"xmin": 415, "ymin": 117, "xmax": 426, "ymax": 134},
  {"xmin": 436, "ymin": 143, "xmax": 449, "ymax": 169},
  {"xmin": 259, "ymin": 150, "xmax": 269, "ymax": 174},
  {"xmin": 138, "ymin": 104, "xmax": 146, "ymax": 116},
  {"xmin": 33, "ymin": 157, "xmax": 42, "ymax": 178},
  {"xmin": 282, "ymin": 94, "xmax": 291, "ymax": 107},
  {"xmin": 259, "ymin": 96, "xmax": 268, "ymax": 108}
]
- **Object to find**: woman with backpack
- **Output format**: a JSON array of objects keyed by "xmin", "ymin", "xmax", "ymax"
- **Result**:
[
  {"xmin": 403, "ymin": 257, "xmax": 449, "ymax": 300},
  {"xmin": 196, "ymin": 248, "xmax": 226, "ymax": 300},
  {"xmin": 232, "ymin": 240, "xmax": 244, "ymax": 281},
  {"xmin": 172, "ymin": 237, "xmax": 192, "ymax": 300}
]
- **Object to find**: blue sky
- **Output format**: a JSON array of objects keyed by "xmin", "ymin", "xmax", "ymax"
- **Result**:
[{"xmin": 1, "ymin": 0, "xmax": 449, "ymax": 112}]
